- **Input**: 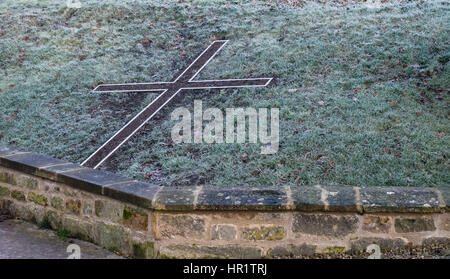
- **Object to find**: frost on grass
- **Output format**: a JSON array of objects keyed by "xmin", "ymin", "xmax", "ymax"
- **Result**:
[{"xmin": 0, "ymin": 0, "xmax": 448, "ymax": 187}]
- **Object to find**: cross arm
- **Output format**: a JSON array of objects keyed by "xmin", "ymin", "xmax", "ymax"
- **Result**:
[
  {"xmin": 92, "ymin": 82, "xmax": 170, "ymax": 93},
  {"xmin": 185, "ymin": 78, "xmax": 273, "ymax": 89}
]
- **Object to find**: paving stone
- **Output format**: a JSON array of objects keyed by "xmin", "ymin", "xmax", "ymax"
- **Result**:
[
  {"xmin": 360, "ymin": 187, "xmax": 440, "ymax": 213},
  {"xmin": 292, "ymin": 213, "xmax": 359, "ymax": 237},
  {"xmin": 394, "ymin": 217, "xmax": 436, "ymax": 233},
  {"xmin": 197, "ymin": 186, "xmax": 287, "ymax": 210}
]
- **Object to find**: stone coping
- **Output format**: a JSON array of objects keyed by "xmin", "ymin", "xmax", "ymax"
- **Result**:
[{"xmin": 0, "ymin": 149, "xmax": 448, "ymax": 213}]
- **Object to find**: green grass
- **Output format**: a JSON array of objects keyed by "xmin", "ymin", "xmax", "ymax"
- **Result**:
[{"xmin": 0, "ymin": 0, "xmax": 448, "ymax": 187}]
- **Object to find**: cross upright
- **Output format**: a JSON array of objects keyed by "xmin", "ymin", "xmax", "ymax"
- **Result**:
[{"xmin": 82, "ymin": 40, "xmax": 273, "ymax": 169}]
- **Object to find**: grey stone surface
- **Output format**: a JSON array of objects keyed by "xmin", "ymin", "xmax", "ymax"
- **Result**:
[
  {"xmin": 292, "ymin": 213, "xmax": 359, "ymax": 237},
  {"xmin": 159, "ymin": 244, "xmax": 263, "ymax": 259},
  {"xmin": 350, "ymin": 237, "xmax": 407, "ymax": 253},
  {"xmin": 267, "ymin": 244, "xmax": 316, "ymax": 258},
  {"xmin": 197, "ymin": 187, "xmax": 287, "ymax": 210},
  {"xmin": 290, "ymin": 186, "xmax": 324, "ymax": 211},
  {"xmin": 211, "ymin": 224, "xmax": 237, "ymax": 241},
  {"xmin": 58, "ymin": 168, "xmax": 132, "ymax": 195},
  {"xmin": 158, "ymin": 214, "xmax": 206, "ymax": 239},
  {"xmin": 103, "ymin": 181, "xmax": 159, "ymax": 209},
  {"xmin": 394, "ymin": 217, "xmax": 436, "ymax": 233},
  {"xmin": 0, "ymin": 152, "xmax": 65, "ymax": 175},
  {"xmin": 360, "ymin": 187, "xmax": 441, "ymax": 212},
  {"xmin": 154, "ymin": 186, "xmax": 197, "ymax": 210},
  {"xmin": 323, "ymin": 186, "xmax": 358, "ymax": 212},
  {"xmin": 0, "ymin": 218, "xmax": 122, "ymax": 259},
  {"xmin": 438, "ymin": 187, "xmax": 450, "ymax": 212}
]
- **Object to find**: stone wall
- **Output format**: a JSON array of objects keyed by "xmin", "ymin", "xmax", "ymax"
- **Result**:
[{"xmin": 0, "ymin": 150, "xmax": 449, "ymax": 258}]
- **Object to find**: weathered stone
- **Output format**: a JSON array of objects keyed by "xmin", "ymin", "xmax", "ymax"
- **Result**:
[
  {"xmin": 360, "ymin": 187, "xmax": 440, "ymax": 213},
  {"xmin": 83, "ymin": 203, "xmax": 93, "ymax": 216},
  {"xmin": 267, "ymin": 244, "xmax": 316, "ymax": 258},
  {"xmin": 0, "ymin": 199, "xmax": 12, "ymax": 214},
  {"xmin": 242, "ymin": 225, "xmax": 286, "ymax": 241},
  {"xmin": 290, "ymin": 186, "xmax": 324, "ymax": 211},
  {"xmin": 94, "ymin": 199, "xmax": 123, "ymax": 223},
  {"xmin": 103, "ymin": 181, "xmax": 159, "ymax": 210},
  {"xmin": 157, "ymin": 214, "xmax": 206, "ymax": 239},
  {"xmin": 394, "ymin": 217, "xmax": 436, "ymax": 233},
  {"xmin": 438, "ymin": 187, "xmax": 450, "ymax": 212},
  {"xmin": 0, "ymin": 186, "xmax": 10, "ymax": 196},
  {"xmin": 65, "ymin": 199, "xmax": 82, "ymax": 215},
  {"xmin": 9, "ymin": 202, "xmax": 33, "ymax": 222},
  {"xmin": 158, "ymin": 244, "xmax": 263, "ymax": 259},
  {"xmin": 321, "ymin": 246, "xmax": 346, "ymax": 254},
  {"xmin": 94, "ymin": 222, "xmax": 131, "ymax": 254},
  {"xmin": 197, "ymin": 186, "xmax": 288, "ymax": 211},
  {"xmin": 363, "ymin": 216, "xmax": 391, "ymax": 233},
  {"xmin": 350, "ymin": 237, "xmax": 407, "ymax": 253},
  {"xmin": 27, "ymin": 192, "xmax": 48, "ymax": 206},
  {"xmin": 322, "ymin": 186, "xmax": 359, "ymax": 212},
  {"xmin": 45, "ymin": 210, "xmax": 63, "ymax": 231},
  {"xmin": 0, "ymin": 152, "xmax": 65, "ymax": 178},
  {"xmin": 17, "ymin": 175, "xmax": 38, "ymax": 190},
  {"xmin": 0, "ymin": 171, "xmax": 16, "ymax": 185},
  {"xmin": 58, "ymin": 168, "xmax": 131, "ymax": 195},
  {"xmin": 439, "ymin": 214, "xmax": 450, "ymax": 231},
  {"xmin": 50, "ymin": 196, "xmax": 64, "ymax": 211},
  {"xmin": 132, "ymin": 241, "xmax": 155, "ymax": 259},
  {"xmin": 123, "ymin": 207, "xmax": 148, "ymax": 231},
  {"xmin": 211, "ymin": 224, "xmax": 237, "ymax": 241},
  {"xmin": 422, "ymin": 237, "xmax": 450, "ymax": 248},
  {"xmin": 292, "ymin": 214, "xmax": 359, "ymax": 237},
  {"xmin": 63, "ymin": 216, "xmax": 94, "ymax": 242},
  {"xmin": 11, "ymin": 190, "xmax": 26, "ymax": 201},
  {"xmin": 154, "ymin": 186, "xmax": 197, "ymax": 210}
]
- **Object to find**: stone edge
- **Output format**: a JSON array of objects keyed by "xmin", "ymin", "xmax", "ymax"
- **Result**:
[{"xmin": 0, "ymin": 150, "xmax": 447, "ymax": 213}]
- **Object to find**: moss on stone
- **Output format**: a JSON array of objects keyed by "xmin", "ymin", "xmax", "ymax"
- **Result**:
[
  {"xmin": 0, "ymin": 186, "xmax": 10, "ymax": 196},
  {"xmin": 28, "ymin": 192, "xmax": 48, "ymax": 206},
  {"xmin": 50, "ymin": 196, "xmax": 64, "ymax": 210},
  {"xmin": 242, "ymin": 226, "xmax": 286, "ymax": 241},
  {"xmin": 11, "ymin": 190, "xmax": 26, "ymax": 201},
  {"xmin": 132, "ymin": 241, "xmax": 154, "ymax": 259}
]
